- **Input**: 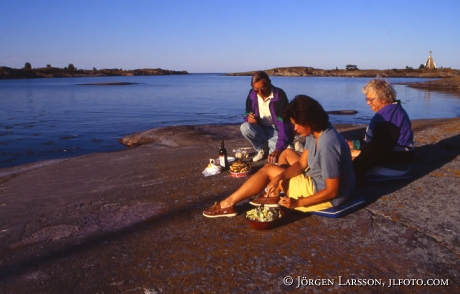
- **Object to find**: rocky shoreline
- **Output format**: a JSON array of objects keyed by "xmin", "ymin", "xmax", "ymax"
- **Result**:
[
  {"xmin": 0, "ymin": 66, "xmax": 188, "ymax": 79},
  {"xmin": 226, "ymin": 66, "xmax": 460, "ymax": 78},
  {"xmin": 226, "ymin": 66, "xmax": 460, "ymax": 91},
  {"xmin": 406, "ymin": 75, "xmax": 460, "ymax": 91},
  {"xmin": 0, "ymin": 117, "xmax": 459, "ymax": 293}
]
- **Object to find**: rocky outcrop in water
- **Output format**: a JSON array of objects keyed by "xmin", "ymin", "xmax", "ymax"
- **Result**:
[{"xmin": 407, "ymin": 76, "xmax": 460, "ymax": 91}]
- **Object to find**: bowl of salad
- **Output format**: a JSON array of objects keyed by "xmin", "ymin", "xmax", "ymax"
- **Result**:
[{"xmin": 245, "ymin": 206, "xmax": 284, "ymax": 230}]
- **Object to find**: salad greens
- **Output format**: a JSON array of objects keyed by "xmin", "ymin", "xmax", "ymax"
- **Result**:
[{"xmin": 246, "ymin": 206, "xmax": 282, "ymax": 222}]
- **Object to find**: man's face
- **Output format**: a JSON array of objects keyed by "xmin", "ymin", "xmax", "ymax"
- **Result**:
[{"xmin": 252, "ymin": 79, "xmax": 271, "ymax": 99}]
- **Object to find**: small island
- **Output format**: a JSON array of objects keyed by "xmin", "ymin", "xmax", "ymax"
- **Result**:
[
  {"xmin": 0, "ymin": 65, "xmax": 188, "ymax": 79},
  {"xmin": 226, "ymin": 65, "xmax": 460, "ymax": 78},
  {"xmin": 226, "ymin": 66, "xmax": 460, "ymax": 91},
  {"xmin": 77, "ymin": 82, "xmax": 141, "ymax": 86}
]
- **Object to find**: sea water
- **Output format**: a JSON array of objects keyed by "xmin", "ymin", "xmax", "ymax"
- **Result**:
[{"xmin": 0, "ymin": 74, "xmax": 459, "ymax": 168}]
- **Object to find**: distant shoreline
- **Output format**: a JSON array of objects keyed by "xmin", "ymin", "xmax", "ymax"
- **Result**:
[
  {"xmin": 2, "ymin": 65, "xmax": 459, "ymax": 79},
  {"xmin": 225, "ymin": 67, "xmax": 460, "ymax": 92},
  {"xmin": 1, "ymin": 65, "xmax": 459, "ymax": 91},
  {"xmin": 0, "ymin": 66, "xmax": 188, "ymax": 79},
  {"xmin": 225, "ymin": 66, "xmax": 460, "ymax": 78}
]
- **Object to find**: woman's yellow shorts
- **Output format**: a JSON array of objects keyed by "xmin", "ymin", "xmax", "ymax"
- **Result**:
[{"xmin": 288, "ymin": 174, "xmax": 333, "ymax": 212}]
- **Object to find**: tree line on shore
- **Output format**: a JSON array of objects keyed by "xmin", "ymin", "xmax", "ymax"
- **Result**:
[
  {"xmin": 1, "ymin": 62, "xmax": 459, "ymax": 80},
  {"xmin": 0, "ymin": 62, "xmax": 188, "ymax": 79}
]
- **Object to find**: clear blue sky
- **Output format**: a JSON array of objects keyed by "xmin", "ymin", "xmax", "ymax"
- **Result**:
[{"xmin": 1, "ymin": 0, "xmax": 459, "ymax": 73}]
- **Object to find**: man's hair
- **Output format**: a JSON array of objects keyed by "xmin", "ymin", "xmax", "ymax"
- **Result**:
[
  {"xmin": 362, "ymin": 78, "xmax": 397, "ymax": 103},
  {"xmin": 283, "ymin": 95, "xmax": 329, "ymax": 132},
  {"xmin": 251, "ymin": 71, "xmax": 271, "ymax": 87}
]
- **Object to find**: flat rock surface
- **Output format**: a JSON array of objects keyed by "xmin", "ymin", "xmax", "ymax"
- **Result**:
[
  {"xmin": 0, "ymin": 119, "xmax": 459, "ymax": 293},
  {"xmin": 407, "ymin": 76, "xmax": 460, "ymax": 91}
]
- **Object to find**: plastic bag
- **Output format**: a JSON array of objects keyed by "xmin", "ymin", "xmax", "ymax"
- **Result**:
[{"xmin": 202, "ymin": 159, "xmax": 221, "ymax": 177}]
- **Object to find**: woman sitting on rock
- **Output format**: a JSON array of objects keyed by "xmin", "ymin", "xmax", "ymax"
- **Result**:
[
  {"xmin": 203, "ymin": 95, "xmax": 355, "ymax": 217},
  {"xmin": 348, "ymin": 78, "xmax": 415, "ymax": 180}
]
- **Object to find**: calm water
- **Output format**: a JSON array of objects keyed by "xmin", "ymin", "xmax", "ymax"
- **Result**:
[{"xmin": 1, "ymin": 74, "xmax": 459, "ymax": 168}]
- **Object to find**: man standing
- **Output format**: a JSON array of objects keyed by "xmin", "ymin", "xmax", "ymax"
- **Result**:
[{"xmin": 241, "ymin": 71, "xmax": 294, "ymax": 163}]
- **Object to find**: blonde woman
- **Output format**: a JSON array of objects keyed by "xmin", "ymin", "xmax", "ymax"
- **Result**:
[{"xmin": 350, "ymin": 78, "xmax": 414, "ymax": 179}]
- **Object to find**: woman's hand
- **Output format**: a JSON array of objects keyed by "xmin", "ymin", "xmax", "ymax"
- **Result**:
[
  {"xmin": 266, "ymin": 177, "xmax": 281, "ymax": 197},
  {"xmin": 268, "ymin": 149, "xmax": 281, "ymax": 164},
  {"xmin": 351, "ymin": 149, "xmax": 361, "ymax": 159},
  {"xmin": 346, "ymin": 139, "xmax": 354, "ymax": 150},
  {"xmin": 278, "ymin": 196, "xmax": 299, "ymax": 209},
  {"xmin": 346, "ymin": 139, "xmax": 361, "ymax": 159}
]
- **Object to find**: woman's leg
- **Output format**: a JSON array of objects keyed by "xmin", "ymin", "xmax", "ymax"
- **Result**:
[
  {"xmin": 278, "ymin": 149, "xmax": 301, "ymax": 167},
  {"xmin": 220, "ymin": 164, "xmax": 285, "ymax": 208},
  {"xmin": 353, "ymin": 122, "xmax": 396, "ymax": 179}
]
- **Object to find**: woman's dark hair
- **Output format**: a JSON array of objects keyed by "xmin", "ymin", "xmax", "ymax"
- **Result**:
[
  {"xmin": 283, "ymin": 95, "xmax": 329, "ymax": 132},
  {"xmin": 250, "ymin": 71, "xmax": 271, "ymax": 87}
]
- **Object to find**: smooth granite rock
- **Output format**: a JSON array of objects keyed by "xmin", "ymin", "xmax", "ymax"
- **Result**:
[{"xmin": 0, "ymin": 118, "xmax": 458, "ymax": 293}]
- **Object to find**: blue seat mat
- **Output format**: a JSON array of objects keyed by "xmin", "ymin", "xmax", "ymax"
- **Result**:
[
  {"xmin": 365, "ymin": 174, "xmax": 413, "ymax": 183},
  {"xmin": 310, "ymin": 197, "xmax": 368, "ymax": 218}
]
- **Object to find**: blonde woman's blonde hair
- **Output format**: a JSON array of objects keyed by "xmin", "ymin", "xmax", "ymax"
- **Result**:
[{"xmin": 362, "ymin": 78, "xmax": 397, "ymax": 103}]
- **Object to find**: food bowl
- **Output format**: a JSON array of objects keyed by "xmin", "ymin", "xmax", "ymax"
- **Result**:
[
  {"xmin": 246, "ymin": 207, "xmax": 284, "ymax": 230},
  {"xmin": 230, "ymin": 170, "xmax": 251, "ymax": 178},
  {"xmin": 229, "ymin": 160, "xmax": 251, "ymax": 178}
]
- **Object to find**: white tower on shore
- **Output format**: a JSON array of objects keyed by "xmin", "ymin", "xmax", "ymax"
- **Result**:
[{"xmin": 425, "ymin": 51, "xmax": 437, "ymax": 69}]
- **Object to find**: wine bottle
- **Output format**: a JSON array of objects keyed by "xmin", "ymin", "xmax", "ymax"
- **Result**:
[{"xmin": 219, "ymin": 140, "xmax": 229, "ymax": 170}]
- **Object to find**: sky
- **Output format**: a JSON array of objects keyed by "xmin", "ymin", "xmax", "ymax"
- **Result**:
[{"xmin": 1, "ymin": 0, "xmax": 459, "ymax": 73}]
